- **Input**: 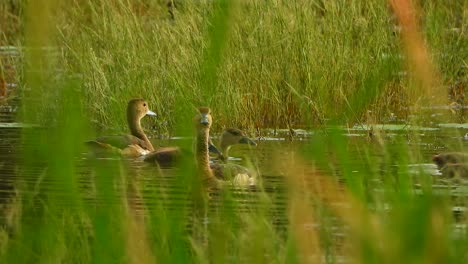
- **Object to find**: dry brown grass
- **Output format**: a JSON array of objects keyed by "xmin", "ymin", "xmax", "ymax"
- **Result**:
[{"xmin": 388, "ymin": 0, "xmax": 446, "ymax": 107}]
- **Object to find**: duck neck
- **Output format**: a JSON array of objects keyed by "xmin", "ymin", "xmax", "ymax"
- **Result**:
[
  {"xmin": 128, "ymin": 115, "xmax": 155, "ymax": 151},
  {"xmin": 197, "ymin": 127, "xmax": 214, "ymax": 179}
]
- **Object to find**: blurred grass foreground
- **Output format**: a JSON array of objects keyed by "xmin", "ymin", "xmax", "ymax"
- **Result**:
[{"xmin": 0, "ymin": 0, "xmax": 467, "ymax": 263}]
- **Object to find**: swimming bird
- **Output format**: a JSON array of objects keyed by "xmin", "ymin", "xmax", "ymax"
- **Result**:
[
  {"xmin": 210, "ymin": 128, "xmax": 257, "ymax": 161},
  {"xmin": 439, "ymin": 163, "xmax": 468, "ymax": 180},
  {"xmin": 86, "ymin": 98, "xmax": 157, "ymax": 157},
  {"xmin": 432, "ymin": 152, "xmax": 468, "ymax": 179},
  {"xmin": 432, "ymin": 152, "xmax": 468, "ymax": 169},
  {"xmin": 194, "ymin": 107, "xmax": 255, "ymax": 188},
  {"xmin": 85, "ymin": 99, "xmax": 190, "ymax": 168}
]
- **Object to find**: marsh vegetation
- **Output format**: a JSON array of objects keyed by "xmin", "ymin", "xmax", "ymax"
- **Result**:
[{"xmin": 0, "ymin": 0, "xmax": 467, "ymax": 263}]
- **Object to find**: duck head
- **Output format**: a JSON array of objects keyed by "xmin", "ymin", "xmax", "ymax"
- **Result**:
[
  {"xmin": 221, "ymin": 128, "xmax": 257, "ymax": 150},
  {"xmin": 194, "ymin": 107, "xmax": 212, "ymax": 131},
  {"xmin": 127, "ymin": 98, "xmax": 157, "ymax": 121}
]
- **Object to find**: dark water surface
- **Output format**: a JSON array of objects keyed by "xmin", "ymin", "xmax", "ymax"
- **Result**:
[{"xmin": 1, "ymin": 120, "xmax": 467, "ymax": 217}]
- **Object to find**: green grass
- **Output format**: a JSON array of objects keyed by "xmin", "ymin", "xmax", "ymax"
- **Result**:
[
  {"xmin": 2, "ymin": 0, "xmax": 465, "ymax": 131},
  {"xmin": 0, "ymin": 0, "xmax": 467, "ymax": 263}
]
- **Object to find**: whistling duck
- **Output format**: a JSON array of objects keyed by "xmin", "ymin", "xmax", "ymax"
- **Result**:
[
  {"xmin": 209, "ymin": 128, "xmax": 257, "ymax": 161},
  {"xmin": 194, "ymin": 107, "xmax": 255, "ymax": 187},
  {"xmin": 86, "ymin": 98, "xmax": 184, "ymax": 167},
  {"xmin": 86, "ymin": 98, "xmax": 156, "ymax": 157}
]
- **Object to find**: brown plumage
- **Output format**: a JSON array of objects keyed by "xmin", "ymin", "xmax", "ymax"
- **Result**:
[
  {"xmin": 86, "ymin": 98, "xmax": 156, "ymax": 157},
  {"xmin": 432, "ymin": 152, "xmax": 468, "ymax": 169},
  {"xmin": 194, "ymin": 107, "xmax": 255, "ymax": 188},
  {"xmin": 141, "ymin": 147, "xmax": 182, "ymax": 168},
  {"xmin": 194, "ymin": 107, "xmax": 218, "ymax": 188},
  {"xmin": 86, "ymin": 98, "xmax": 183, "ymax": 167},
  {"xmin": 432, "ymin": 152, "xmax": 468, "ymax": 179},
  {"xmin": 439, "ymin": 163, "xmax": 468, "ymax": 180},
  {"xmin": 211, "ymin": 128, "xmax": 257, "ymax": 161}
]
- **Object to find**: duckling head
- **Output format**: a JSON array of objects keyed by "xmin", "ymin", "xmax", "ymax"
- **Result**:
[{"xmin": 127, "ymin": 98, "xmax": 157, "ymax": 121}]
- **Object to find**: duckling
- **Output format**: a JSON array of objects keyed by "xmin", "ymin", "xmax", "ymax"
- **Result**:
[
  {"xmin": 210, "ymin": 128, "xmax": 257, "ymax": 161},
  {"xmin": 194, "ymin": 107, "xmax": 255, "ymax": 188},
  {"xmin": 439, "ymin": 163, "xmax": 468, "ymax": 180},
  {"xmin": 432, "ymin": 152, "xmax": 468, "ymax": 180},
  {"xmin": 432, "ymin": 152, "xmax": 468, "ymax": 169},
  {"xmin": 86, "ymin": 98, "xmax": 156, "ymax": 157}
]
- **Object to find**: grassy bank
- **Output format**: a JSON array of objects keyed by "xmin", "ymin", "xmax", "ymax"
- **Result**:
[
  {"xmin": 0, "ymin": 0, "xmax": 467, "ymax": 263},
  {"xmin": 1, "ymin": 0, "xmax": 466, "ymax": 132}
]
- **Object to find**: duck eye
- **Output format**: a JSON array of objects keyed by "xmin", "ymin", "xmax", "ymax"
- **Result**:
[{"xmin": 143, "ymin": 103, "xmax": 146, "ymax": 107}]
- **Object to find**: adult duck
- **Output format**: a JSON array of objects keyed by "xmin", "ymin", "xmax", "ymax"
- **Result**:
[
  {"xmin": 86, "ymin": 98, "xmax": 185, "ymax": 167},
  {"xmin": 194, "ymin": 107, "xmax": 255, "ymax": 188},
  {"xmin": 86, "ymin": 98, "xmax": 156, "ymax": 157}
]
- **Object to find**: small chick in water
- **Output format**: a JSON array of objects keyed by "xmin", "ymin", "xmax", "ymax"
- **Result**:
[{"xmin": 432, "ymin": 152, "xmax": 468, "ymax": 180}]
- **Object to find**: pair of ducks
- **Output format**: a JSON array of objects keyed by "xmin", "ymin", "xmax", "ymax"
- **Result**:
[
  {"xmin": 194, "ymin": 107, "xmax": 257, "ymax": 187},
  {"xmin": 87, "ymin": 99, "xmax": 257, "ymax": 186}
]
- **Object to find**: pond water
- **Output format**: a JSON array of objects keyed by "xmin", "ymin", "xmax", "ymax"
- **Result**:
[{"xmin": 0, "ymin": 119, "xmax": 467, "ymax": 217}]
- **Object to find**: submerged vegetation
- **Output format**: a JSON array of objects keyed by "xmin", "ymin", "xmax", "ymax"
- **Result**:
[{"xmin": 0, "ymin": 0, "xmax": 467, "ymax": 263}]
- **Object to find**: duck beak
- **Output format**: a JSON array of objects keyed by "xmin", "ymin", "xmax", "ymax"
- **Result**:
[
  {"xmin": 146, "ymin": 110, "xmax": 157, "ymax": 116},
  {"xmin": 200, "ymin": 114, "xmax": 210, "ymax": 125},
  {"xmin": 239, "ymin": 136, "xmax": 257, "ymax": 146}
]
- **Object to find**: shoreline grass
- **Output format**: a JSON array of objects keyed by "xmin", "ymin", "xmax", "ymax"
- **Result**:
[{"xmin": 2, "ymin": 0, "xmax": 466, "ymax": 132}]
